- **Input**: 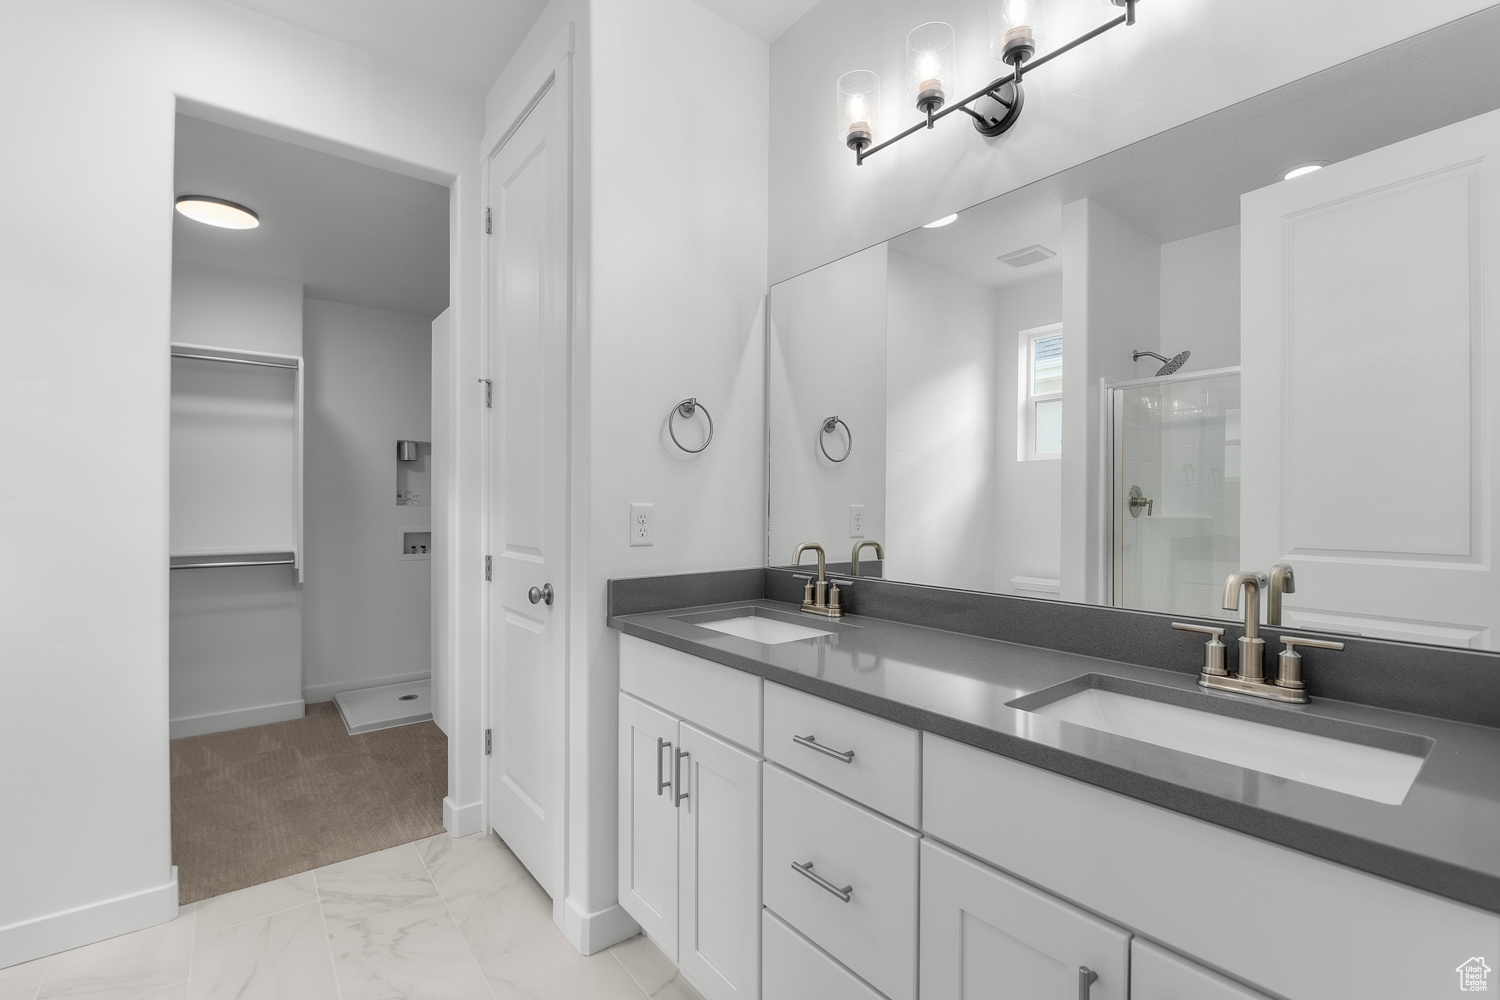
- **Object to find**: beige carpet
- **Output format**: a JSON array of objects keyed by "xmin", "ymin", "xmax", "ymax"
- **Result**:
[{"xmin": 170, "ymin": 703, "xmax": 447, "ymax": 904}]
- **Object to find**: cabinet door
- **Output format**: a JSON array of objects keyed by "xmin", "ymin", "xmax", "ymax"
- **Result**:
[
  {"xmin": 678, "ymin": 722, "xmax": 762, "ymax": 1000},
  {"xmin": 920, "ymin": 840, "xmax": 1129, "ymax": 1000},
  {"xmin": 619, "ymin": 693, "xmax": 679, "ymax": 958},
  {"xmin": 1132, "ymin": 941, "xmax": 1272, "ymax": 1000}
]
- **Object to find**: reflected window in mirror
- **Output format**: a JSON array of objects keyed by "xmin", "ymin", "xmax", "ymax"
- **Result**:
[{"xmin": 1022, "ymin": 324, "xmax": 1063, "ymax": 461}]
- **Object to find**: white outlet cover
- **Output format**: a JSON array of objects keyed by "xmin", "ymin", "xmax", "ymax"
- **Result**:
[
  {"xmin": 630, "ymin": 503, "xmax": 653, "ymax": 546},
  {"xmin": 849, "ymin": 504, "xmax": 865, "ymax": 538}
]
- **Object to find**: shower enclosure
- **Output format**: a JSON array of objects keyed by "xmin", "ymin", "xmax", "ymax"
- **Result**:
[{"xmin": 1111, "ymin": 368, "xmax": 1241, "ymax": 619}]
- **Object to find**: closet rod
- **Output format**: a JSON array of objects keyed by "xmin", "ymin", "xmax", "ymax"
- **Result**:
[
  {"xmin": 170, "ymin": 558, "xmax": 296, "ymax": 570},
  {"xmin": 171, "ymin": 351, "xmax": 298, "ymax": 370}
]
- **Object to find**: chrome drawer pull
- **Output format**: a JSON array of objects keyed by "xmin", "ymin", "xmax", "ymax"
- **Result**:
[
  {"xmin": 656, "ymin": 738, "xmax": 672, "ymax": 796},
  {"xmin": 793, "ymin": 734, "xmax": 855, "ymax": 763},
  {"xmin": 791, "ymin": 861, "xmax": 852, "ymax": 902},
  {"xmin": 1078, "ymin": 966, "xmax": 1097, "ymax": 999}
]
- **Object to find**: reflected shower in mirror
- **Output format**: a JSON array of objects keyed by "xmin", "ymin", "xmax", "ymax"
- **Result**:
[{"xmin": 767, "ymin": 8, "xmax": 1500, "ymax": 650}]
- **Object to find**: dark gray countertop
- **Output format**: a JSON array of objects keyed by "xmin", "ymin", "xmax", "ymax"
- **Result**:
[{"xmin": 609, "ymin": 598, "xmax": 1500, "ymax": 914}]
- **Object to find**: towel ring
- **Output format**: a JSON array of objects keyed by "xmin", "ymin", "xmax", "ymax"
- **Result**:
[
  {"xmin": 669, "ymin": 398, "xmax": 714, "ymax": 454},
  {"xmin": 820, "ymin": 416, "xmax": 852, "ymax": 463}
]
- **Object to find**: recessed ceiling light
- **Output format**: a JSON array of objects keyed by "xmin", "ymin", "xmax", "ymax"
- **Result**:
[
  {"xmin": 1281, "ymin": 162, "xmax": 1329, "ymax": 181},
  {"xmin": 923, "ymin": 213, "xmax": 959, "ymax": 229},
  {"xmin": 174, "ymin": 195, "xmax": 260, "ymax": 230}
]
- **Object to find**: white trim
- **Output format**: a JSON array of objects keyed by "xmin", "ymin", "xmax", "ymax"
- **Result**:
[
  {"xmin": 303, "ymin": 671, "xmax": 431, "ymax": 705},
  {"xmin": 0, "ymin": 868, "xmax": 178, "ymax": 968},
  {"xmin": 169, "ymin": 699, "xmax": 305, "ymax": 739},
  {"xmin": 563, "ymin": 898, "xmax": 639, "ymax": 957},
  {"xmin": 1011, "ymin": 576, "xmax": 1062, "ymax": 595},
  {"xmin": 443, "ymin": 796, "xmax": 484, "ymax": 838}
]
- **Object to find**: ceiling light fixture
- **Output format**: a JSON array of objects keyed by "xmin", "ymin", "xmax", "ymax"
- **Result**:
[
  {"xmin": 174, "ymin": 195, "xmax": 260, "ymax": 230},
  {"xmin": 840, "ymin": 0, "xmax": 1141, "ymax": 166},
  {"xmin": 1281, "ymin": 162, "xmax": 1329, "ymax": 181},
  {"xmin": 923, "ymin": 214, "xmax": 960, "ymax": 229}
]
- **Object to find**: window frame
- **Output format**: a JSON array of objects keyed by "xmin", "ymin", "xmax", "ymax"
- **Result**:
[{"xmin": 1019, "ymin": 323, "xmax": 1064, "ymax": 462}]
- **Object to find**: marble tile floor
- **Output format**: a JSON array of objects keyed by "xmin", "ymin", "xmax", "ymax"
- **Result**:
[{"xmin": 1, "ymin": 832, "xmax": 706, "ymax": 1000}]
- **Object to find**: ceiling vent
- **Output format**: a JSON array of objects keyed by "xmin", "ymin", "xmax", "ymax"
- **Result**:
[{"xmin": 997, "ymin": 244, "xmax": 1057, "ymax": 268}]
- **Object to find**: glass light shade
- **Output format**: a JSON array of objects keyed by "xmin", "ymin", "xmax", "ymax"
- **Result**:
[
  {"xmin": 906, "ymin": 22, "xmax": 955, "ymax": 113},
  {"xmin": 991, "ymin": 0, "xmax": 1045, "ymax": 65},
  {"xmin": 837, "ymin": 70, "xmax": 880, "ymax": 151},
  {"xmin": 174, "ymin": 196, "xmax": 259, "ymax": 230}
]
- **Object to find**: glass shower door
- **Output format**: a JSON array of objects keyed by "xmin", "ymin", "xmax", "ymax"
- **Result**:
[{"xmin": 1112, "ymin": 371, "xmax": 1241, "ymax": 619}]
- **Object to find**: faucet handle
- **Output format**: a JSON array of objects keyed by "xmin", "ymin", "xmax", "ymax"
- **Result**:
[
  {"xmin": 1274, "ymin": 634, "xmax": 1345, "ymax": 693},
  {"xmin": 1172, "ymin": 622, "xmax": 1229, "ymax": 676}
]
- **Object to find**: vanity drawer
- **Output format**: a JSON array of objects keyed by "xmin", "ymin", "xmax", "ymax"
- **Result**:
[
  {"xmin": 762, "ymin": 908, "xmax": 885, "ymax": 1000},
  {"xmin": 763, "ymin": 682, "xmax": 920, "ymax": 826},
  {"xmin": 619, "ymin": 633, "xmax": 761, "ymax": 751},
  {"xmin": 763, "ymin": 763, "xmax": 919, "ymax": 1000}
]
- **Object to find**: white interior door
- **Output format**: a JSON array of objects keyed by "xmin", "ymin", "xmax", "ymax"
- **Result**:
[
  {"xmin": 486, "ymin": 76, "xmax": 569, "ymax": 896},
  {"xmin": 1242, "ymin": 107, "xmax": 1500, "ymax": 649}
]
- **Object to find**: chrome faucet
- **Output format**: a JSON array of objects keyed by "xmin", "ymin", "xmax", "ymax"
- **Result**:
[
  {"xmin": 851, "ymin": 540, "xmax": 884, "ymax": 577},
  {"xmin": 1172, "ymin": 568, "xmax": 1344, "ymax": 704},
  {"xmin": 1267, "ymin": 562, "xmax": 1295, "ymax": 627},
  {"xmin": 1222, "ymin": 571, "xmax": 1269, "ymax": 682},
  {"xmin": 793, "ymin": 543, "xmax": 843, "ymax": 618}
]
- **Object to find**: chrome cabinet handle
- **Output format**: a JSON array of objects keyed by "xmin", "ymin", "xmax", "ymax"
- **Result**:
[
  {"xmin": 673, "ymin": 748, "xmax": 689, "ymax": 807},
  {"xmin": 790, "ymin": 861, "xmax": 853, "ymax": 902},
  {"xmin": 793, "ymin": 734, "xmax": 855, "ymax": 763},
  {"xmin": 527, "ymin": 583, "xmax": 554, "ymax": 606},
  {"xmin": 656, "ymin": 738, "xmax": 672, "ymax": 796},
  {"xmin": 1078, "ymin": 966, "xmax": 1098, "ymax": 999}
]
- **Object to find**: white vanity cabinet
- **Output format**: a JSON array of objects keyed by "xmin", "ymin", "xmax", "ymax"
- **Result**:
[
  {"xmin": 1131, "ymin": 941, "xmax": 1272, "ymax": 1000},
  {"xmin": 919, "ymin": 839, "xmax": 1129, "ymax": 1000},
  {"xmin": 618, "ymin": 637, "xmax": 764, "ymax": 1000}
]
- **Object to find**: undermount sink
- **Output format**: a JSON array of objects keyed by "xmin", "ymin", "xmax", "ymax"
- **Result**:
[
  {"xmin": 677, "ymin": 608, "xmax": 839, "ymax": 644},
  {"xmin": 1010, "ymin": 675, "xmax": 1430, "ymax": 805}
]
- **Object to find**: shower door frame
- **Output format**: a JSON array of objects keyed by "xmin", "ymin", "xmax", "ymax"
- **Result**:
[{"xmin": 1106, "ymin": 364, "xmax": 1242, "ymax": 610}]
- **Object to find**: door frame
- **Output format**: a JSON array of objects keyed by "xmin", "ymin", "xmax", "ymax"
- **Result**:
[{"xmin": 478, "ymin": 42, "xmax": 578, "ymax": 926}]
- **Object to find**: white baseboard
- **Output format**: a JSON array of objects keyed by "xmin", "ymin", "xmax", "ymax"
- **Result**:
[
  {"xmin": 169, "ymin": 700, "xmax": 305, "ymax": 739},
  {"xmin": 302, "ymin": 670, "xmax": 432, "ymax": 705},
  {"xmin": 443, "ymin": 796, "xmax": 483, "ymax": 838},
  {"xmin": 0, "ymin": 867, "xmax": 178, "ymax": 969},
  {"xmin": 563, "ymin": 899, "xmax": 639, "ymax": 956}
]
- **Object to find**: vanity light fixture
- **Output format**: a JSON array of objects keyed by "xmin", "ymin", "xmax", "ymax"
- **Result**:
[
  {"xmin": 923, "ymin": 213, "xmax": 960, "ymax": 229},
  {"xmin": 841, "ymin": 0, "xmax": 1140, "ymax": 165},
  {"xmin": 1281, "ymin": 162, "xmax": 1329, "ymax": 180}
]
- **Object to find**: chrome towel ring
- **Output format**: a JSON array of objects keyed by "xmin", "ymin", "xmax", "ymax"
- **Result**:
[
  {"xmin": 820, "ymin": 416, "xmax": 852, "ymax": 463},
  {"xmin": 669, "ymin": 398, "xmax": 714, "ymax": 454}
]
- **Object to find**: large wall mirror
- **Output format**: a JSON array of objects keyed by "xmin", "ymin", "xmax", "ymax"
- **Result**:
[{"xmin": 767, "ymin": 8, "xmax": 1500, "ymax": 651}]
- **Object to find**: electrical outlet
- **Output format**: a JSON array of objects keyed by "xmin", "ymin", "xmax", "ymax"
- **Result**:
[
  {"xmin": 850, "ymin": 504, "xmax": 865, "ymax": 538},
  {"xmin": 630, "ymin": 503, "xmax": 653, "ymax": 546}
]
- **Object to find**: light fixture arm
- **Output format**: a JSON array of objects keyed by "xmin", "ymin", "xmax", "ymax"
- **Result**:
[{"xmin": 854, "ymin": 7, "xmax": 1136, "ymax": 166}]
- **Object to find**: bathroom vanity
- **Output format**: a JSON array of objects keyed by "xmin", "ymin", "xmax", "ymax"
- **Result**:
[{"xmin": 609, "ymin": 579, "xmax": 1500, "ymax": 1000}]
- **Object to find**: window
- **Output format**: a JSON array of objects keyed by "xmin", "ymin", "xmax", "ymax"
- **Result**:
[{"xmin": 1020, "ymin": 324, "xmax": 1063, "ymax": 461}]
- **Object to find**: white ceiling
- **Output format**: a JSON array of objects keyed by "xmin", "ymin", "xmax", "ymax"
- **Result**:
[
  {"xmin": 888, "ymin": 6, "xmax": 1500, "ymax": 290},
  {"xmin": 223, "ymin": 0, "xmax": 548, "ymax": 93},
  {"xmin": 173, "ymin": 114, "xmax": 450, "ymax": 317},
  {"xmin": 690, "ymin": 0, "xmax": 820, "ymax": 44}
]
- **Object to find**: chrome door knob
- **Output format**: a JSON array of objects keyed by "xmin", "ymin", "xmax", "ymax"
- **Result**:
[{"xmin": 527, "ymin": 583, "xmax": 554, "ymax": 606}]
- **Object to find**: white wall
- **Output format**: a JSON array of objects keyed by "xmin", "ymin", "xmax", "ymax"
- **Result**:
[
  {"xmin": 1061, "ymin": 200, "xmax": 1161, "ymax": 605},
  {"xmin": 301, "ymin": 298, "xmax": 433, "ymax": 704},
  {"xmin": 168, "ymin": 263, "xmax": 304, "ymax": 738},
  {"xmin": 885, "ymin": 252, "xmax": 996, "ymax": 591},
  {"xmin": 0, "ymin": 0, "xmax": 481, "ymax": 967},
  {"xmin": 1159, "ymin": 225, "xmax": 1241, "ymax": 373},
  {"xmin": 768, "ymin": 244, "xmax": 888, "ymax": 568},
  {"xmin": 993, "ymin": 274, "xmax": 1064, "ymax": 594},
  {"xmin": 768, "ymin": 0, "xmax": 1497, "ymax": 284}
]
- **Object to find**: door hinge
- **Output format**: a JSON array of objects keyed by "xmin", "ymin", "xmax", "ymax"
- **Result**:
[
  {"xmin": 485, "ymin": 555, "xmax": 492, "ymax": 581},
  {"xmin": 485, "ymin": 207, "xmax": 492, "ymax": 234},
  {"xmin": 479, "ymin": 378, "xmax": 493, "ymax": 408},
  {"xmin": 485, "ymin": 729, "xmax": 493, "ymax": 755}
]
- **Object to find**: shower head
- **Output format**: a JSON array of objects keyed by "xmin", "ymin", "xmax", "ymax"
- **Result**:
[{"xmin": 1132, "ymin": 349, "xmax": 1192, "ymax": 377}]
